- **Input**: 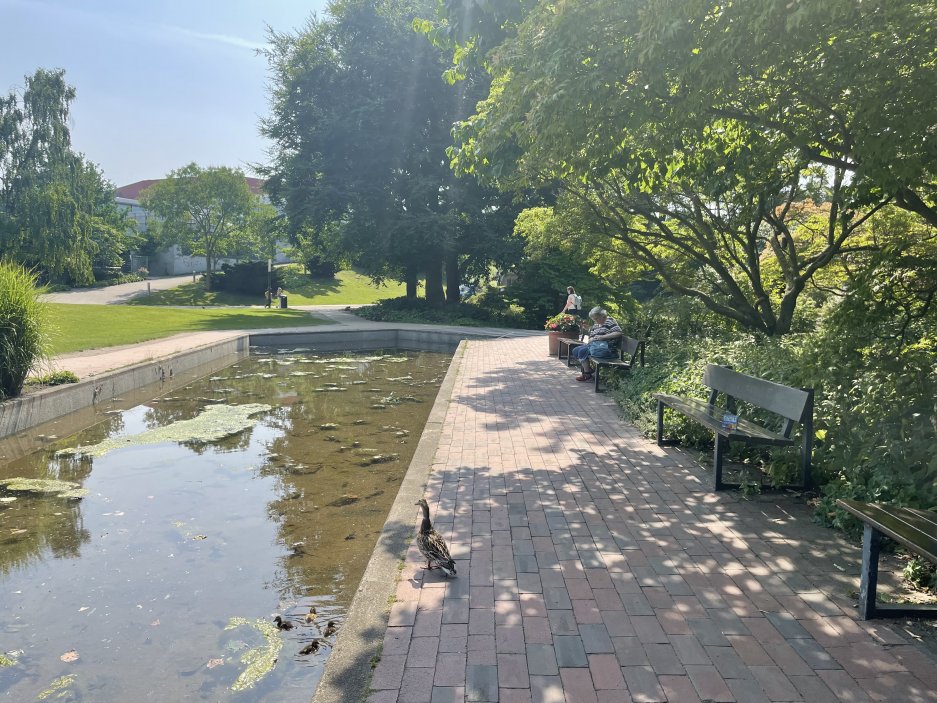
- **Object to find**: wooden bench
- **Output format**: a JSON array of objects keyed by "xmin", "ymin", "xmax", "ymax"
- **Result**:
[
  {"xmin": 588, "ymin": 337, "xmax": 645, "ymax": 392},
  {"xmin": 836, "ymin": 499, "xmax": 937, "ymax": 620},
  {"xmin": 653, "ymin": 365, "xmax": 814, "ymax": 490},
  {"xmin": 558, "ymin": 336, "xmax": 586, "ymax": 363}
]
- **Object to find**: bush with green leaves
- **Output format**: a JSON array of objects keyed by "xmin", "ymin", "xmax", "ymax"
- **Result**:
[
  {"xmin": 24, "ymin": 370, "xmax": 79, "ymax": 387},
  {"xmin": 354, "ymin": 296, "xmax": 527, "ymax": 328},
  {"xmin": 213, "ymin": 262, "xmax": 282, "ymax": 296},
  {"xmin": 0, "ymin": 262, "xmax": 50, "ymax": 399}
]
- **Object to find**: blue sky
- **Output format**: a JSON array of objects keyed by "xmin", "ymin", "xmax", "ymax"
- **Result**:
[{"xmin": 0, "ymin": 0, "xmax": 329, "ymax": 187}]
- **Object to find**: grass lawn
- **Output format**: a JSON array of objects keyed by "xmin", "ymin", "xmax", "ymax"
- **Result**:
[
  {"xmin": 48, "ymin": 304, "xmax": 329, "ymax": 355},
  {"xmin": 129, "ymin": 269, "xmax": 407, "ymax": 307}
]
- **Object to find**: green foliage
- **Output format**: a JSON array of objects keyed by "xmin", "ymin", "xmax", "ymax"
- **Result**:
[
  {"xmin": 0, "ymin": 70, "xmax": 135, "ymax": 285},
  {"xmin": 141, "ymin": 163, "xmax": 257, "ymax": 290},
  {"xmin": 903, "ymin": 556, "xmax": 937, "ymax": 593},
  {"xmin": 260, "ymin": 0, "xmax": 521, "ymax": 305},
  {"xmin": 24, "ymin": 370, "xmax": 79, "ymax": 387},
  {"xmin": 0, "ymin": 261, "xmax": 49, "ymax": 399},
  {"xmin": 214, "ymin": 261, "xmax": 283, "ymax": 296},
  {"xmin": 354, "ymin": 296, "xmax": 526, "ymax": 329}
]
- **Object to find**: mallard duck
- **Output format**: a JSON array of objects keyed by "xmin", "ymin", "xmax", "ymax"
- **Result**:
[
  {"xmin": 305, "ymin": 607, "xmax": 317, "ymax": 623},
  {"xmin": 273, "ymin": 615, "xmax": 294, "ymax": 631},
  {"xmin": 322, "ymin": 621, "xmax": 338, "ymax": 638},
  {"xmin": 414, "ymin": 498, "xmax": 456, "ymax": 577},
  {"xmin": 299, "ymin": 640, "xmax": 320, "ymax": 655}
]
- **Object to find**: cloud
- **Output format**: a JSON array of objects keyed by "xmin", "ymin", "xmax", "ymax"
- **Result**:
[{"xmin": 162, "ymin": 25, "xmax": 267, "ymax": 53}]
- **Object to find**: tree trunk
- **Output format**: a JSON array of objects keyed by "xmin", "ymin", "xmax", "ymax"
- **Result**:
[
  {"xmin": 445, "ymin": 251, "xmax": 460, "ymax": 305},
  {"xmin": 424, "ymin": 253, "xmax": 445, "ymax": 307},
  {"xmin": 405, "ymin": 269, "xmax": 418, "ymax": 300},
  {"xmin": 204, "ymin": 251, "xmax": 213, "ymax": 291}
]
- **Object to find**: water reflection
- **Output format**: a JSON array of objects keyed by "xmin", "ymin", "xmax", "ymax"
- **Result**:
[{"xmin": 0, "ymin": 350, "xmax": 448, "ymax": 702}]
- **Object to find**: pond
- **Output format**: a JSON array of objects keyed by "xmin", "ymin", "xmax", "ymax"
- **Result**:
[{"xmin": 0, "ymin": 349, "xmax": 450, "ymax": 702}]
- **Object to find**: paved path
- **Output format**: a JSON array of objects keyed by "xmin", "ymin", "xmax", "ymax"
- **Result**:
[
  {"xmin": 368, "ymin": 336, "xmax": 937, "ymax": 703},
  {"xmin": 41, "ymin": 274, "xmax": 197, "ymax": 304}
]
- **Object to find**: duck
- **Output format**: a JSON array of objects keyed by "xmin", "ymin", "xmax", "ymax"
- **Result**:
[
  {"xmin": 322, "ymin": 621, "xmax": 338, "ymax": 638},
  {"xmin": 273, "ymin": 615, "xmax": 294, "ymax": 631},
  {"xmin": 299, "ymin": 640, "xmax": 320, "ymax": 655},
  {"xmin": 305, "ymin": 607, "xmax": 317, "ymax": 623},
  {"xmin": 414, "ymin": 498, "xmax": 457, "ymax": 578}
]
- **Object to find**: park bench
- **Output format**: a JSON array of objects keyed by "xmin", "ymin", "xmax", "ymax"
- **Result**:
[
  {"xmin": 836, "ymin": 499, "xmax": 937, "ymax": 620},
  {"xmin": 588, "ymin": 337, "xmax": 645, "ymax": 393},
  {"xmin": 558, "ymin": 335, "xmax": 586, "ymax": 363},
  {"xmin": 653, "ymin": 364, "xmax": 814, "ymax": 490}
]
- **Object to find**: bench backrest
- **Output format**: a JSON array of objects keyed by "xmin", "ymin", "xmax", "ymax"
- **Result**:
[
  {"xmin": 621, "ymin": 336, "xmax": 641, "ymax": 363},
  {"xmin": 703, "ymin": 364, "xmax": 812, "ymax": 426}
]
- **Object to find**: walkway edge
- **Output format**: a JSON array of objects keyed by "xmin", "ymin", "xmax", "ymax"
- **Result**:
[{"xmin": 311, "ymin": 340, "xmax": 467, "ymax": 703}]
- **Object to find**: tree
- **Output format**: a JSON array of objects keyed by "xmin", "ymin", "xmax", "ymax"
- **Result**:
[
  {"xmin": 260, "ymin": 0, "xmax": 522, "ymax": 306},
  {"xmin": 141, "ymin": 164, "xmax": 256, "ymax": 290},
  {"xmin": 0, "ymin": 69, "xmax": 132, "ymax": 284},
  {"xmin": 435, "ymin": 0, "xmax": 936, "ymax": 335}
]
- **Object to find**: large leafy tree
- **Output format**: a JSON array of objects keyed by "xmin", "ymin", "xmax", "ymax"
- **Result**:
[
  {"xmin": 434, "ymin": 0, "xmax": 937, "ymax": 334},
  {"xmin": 260, "ymin": 0, "xmax": 521, "ymax": 305},
  {"xmin": 141, "ymin": 164, "xmax": 256, "ymax": 290},
  {"xmin": 0, "ymin": 69, "xmax": 131, "ymax": 284}
]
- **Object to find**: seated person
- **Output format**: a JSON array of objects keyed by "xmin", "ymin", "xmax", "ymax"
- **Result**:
[{"xmin": 572, "ymin": 307, "xmax": 622, "ymax": 381}]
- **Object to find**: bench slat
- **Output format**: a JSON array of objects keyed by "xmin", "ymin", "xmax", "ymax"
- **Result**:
[
  {"xmin": 703, "ymin": 365, "xmax": 811, "ymax": 422},
  {"xmin": 837, "ymin": 499, "xmax": 937, "ymax": 564},
  {"xmin": 654, "ymin": 394, "xmax": 792, "ymax": 445}
]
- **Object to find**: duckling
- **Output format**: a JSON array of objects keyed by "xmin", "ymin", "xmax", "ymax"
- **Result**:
[
  {"xmin": 414, "ymin": 498, "xmax": 457, "ymax": 577},
  {"xmin": 322, "ymin": 621, "xmax": 338, "ymax": 638},
  {"xmin": 299, "ymin": 640, "xmax": 321, "ymax": 655},
  {"xmin": 305, "ymin": 607, "xmax": 317, "ymax": 623},
  {"xmin": 273, "ymin": 615, "xmax": 294, "ymax": 631}
]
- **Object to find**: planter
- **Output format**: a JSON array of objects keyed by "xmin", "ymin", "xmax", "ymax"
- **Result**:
[{"xmin": 547, "ymin": 331, "xmax": 576, "ymax": 356}]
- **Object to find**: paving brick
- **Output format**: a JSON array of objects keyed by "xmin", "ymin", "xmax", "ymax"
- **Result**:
[
  {"xmin": 684, "ymin": 664, "xmax": 735, "ymax": 702},
  {"xmin": 400, "ymin": 666, "xmax": 436, "ymax": 702},
  {"xmin": 659, "ymin": 675, "xmax": 702, "ymax": 703},
  {"xmin": 579, "ymin": 623, "xmax": 615, "ymax": 653},
  {"xmin": 466, "ymin": 664, "xmax": 500, "ymax": 702},
  {"xmin": 498, "ymin": 652, "xmax": 530, "ymax": 688},
  {"xmin": 560, "ymin": 667, "xmax": 600, "ymax": 703},
  {"xmin": 621, "ymin": 665, "xmax": 667, "ymax": 702},
  {"xmin": 371, "ymin": 654, "xmax": 407, "ymax": 690},
  {"xmin": 588, "ymin": 654, "xmax": 626, "ymax": 690},
  {"xmin": 530, "ymin": 675, "xmax": 565, "ymax": 703},
  {"xmin": 527, "ymin": 643, "xmax": 559, "ymax": 676},
  {"xmin": 554, "ymin": 635, "xmax": 589, "ymax": 667}
]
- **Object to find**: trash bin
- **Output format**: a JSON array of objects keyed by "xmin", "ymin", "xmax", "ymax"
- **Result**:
[{"xmin": 279, "ymin": 295, "xmax": 288, "ymax": 309}]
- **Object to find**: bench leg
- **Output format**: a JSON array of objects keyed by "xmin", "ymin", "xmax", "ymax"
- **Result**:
[
  {"xmin": 656, "ymin": 400, "xmax": 665, "ymax": 445},
  {"xmin": 713, "ymin": 433, "xmax": 727, "ymax": 490},
  {"xmin": 594, "ymin": 364, "xmax": 602, "ymax": 392},
  {"xmin": 859, "ymin": 524, "xmax": 882, "ymax": 620}
]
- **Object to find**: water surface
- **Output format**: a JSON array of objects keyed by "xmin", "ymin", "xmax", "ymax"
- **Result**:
[{"xmin": 0, "ymin": 349, "xmax": 449, "ymax": 701}]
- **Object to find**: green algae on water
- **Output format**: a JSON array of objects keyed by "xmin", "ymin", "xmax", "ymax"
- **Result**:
[
  {"xmin": 0, "ymin": 652, "xmax": 17, "ymax": 667},
  {"xmin": 57, "ymin": 404, "xmax": 272, "ymax": 458},
  {"xmin": 36, "ymin": 674, "xmax": 76, "ymax": 700},
  {"xmin": 224, "ymin": 617, "xmax": 283, "ymax": 692},
  {"xmin": 0, "ymin": 478, "xmax": 89, "ymax": 499}
]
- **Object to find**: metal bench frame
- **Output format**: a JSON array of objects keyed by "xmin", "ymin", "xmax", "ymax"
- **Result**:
[
  {"xmin": 837, "ymin": 499, "xmax": 937, "ymax": 620},
  {"xmin": 654, "ymin": 365, "xmax": 814, "ymax": 490}
]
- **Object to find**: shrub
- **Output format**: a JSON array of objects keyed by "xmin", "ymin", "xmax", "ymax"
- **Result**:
[
  {"xmin": 24, "ymin": 370, "xmax": 79, "ymax": 387},
  {"xmin": 214, "ymin": 261, "xmax": 282, "ymax": 295},
  {"xmin": 0, "ymin": 261, "xmax": 49, "ymax": 399},
  {"xmin": 354, "ymin": 296, "xmax": 528, "ymax": 328}
]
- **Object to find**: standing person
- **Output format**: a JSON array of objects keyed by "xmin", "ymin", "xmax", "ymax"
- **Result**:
[
  {"xmin": 572, "ymin": 307, "xmax": 622, "ymax": 382},
  {"xmin": 264, "ymin": 288, "xmax": 272, "ymax": 308},
  {"xmin": 560, "ymin": 286, "xmax": 582, "ymax": 317}
]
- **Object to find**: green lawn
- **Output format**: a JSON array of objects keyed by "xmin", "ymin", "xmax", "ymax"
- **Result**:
[
  {"xmin": 129, "ymin": 269, "xmax": 407, "ymax": 307},
  {"xmin": 48, "ymin": 304, "xmax": 329, "ymax": 355}
]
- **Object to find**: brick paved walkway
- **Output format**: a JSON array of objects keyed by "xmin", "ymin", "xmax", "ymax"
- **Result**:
[{"xmin": 367, "ymin": 336, "xmax": 937, "ymax": 703}]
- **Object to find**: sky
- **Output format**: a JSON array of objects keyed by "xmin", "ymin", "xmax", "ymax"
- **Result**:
[{"xmin": 0, "ymin": 0, "xmax": 330, "ymax": 187}]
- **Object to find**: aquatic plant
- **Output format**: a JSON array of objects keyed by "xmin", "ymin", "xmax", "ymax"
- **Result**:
[
  {"xmin": 224, "ymin": 617, "xmax": 283, "ymax": 692},
  {"xmin": 0, "ymin": 478, "xmax": 88, "ymax": 499},
  {"xmin": 36, "ymin": 674, "xmax": 77, "ymax": 700},
  {"xmin": 57, "ymin": 403, "xmax": 272, "ymax": 458}
]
